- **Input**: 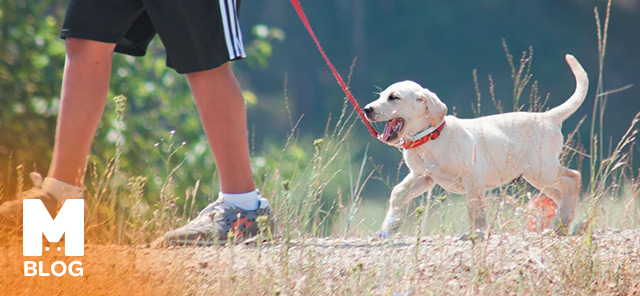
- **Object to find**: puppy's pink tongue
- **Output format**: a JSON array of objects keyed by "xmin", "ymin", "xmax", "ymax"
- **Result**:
[{"xmin": 380, "ymin": 118, "xmax": 397, "ymax": 142}]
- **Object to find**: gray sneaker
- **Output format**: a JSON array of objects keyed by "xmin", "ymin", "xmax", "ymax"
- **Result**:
[
  {"xmin": 0, "ymin": 173, "xmax": 58, "ymax": 232},
  {"xmin": 155, "ymin": 196, "xmax": 272, "ymax": 247}
]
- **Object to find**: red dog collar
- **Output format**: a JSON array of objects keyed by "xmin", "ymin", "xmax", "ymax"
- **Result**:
[{"xmin": 400, "ymin": 120, "xmax": 446, "ymax": 150}]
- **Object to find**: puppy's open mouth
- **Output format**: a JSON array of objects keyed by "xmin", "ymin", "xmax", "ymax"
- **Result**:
[{"xmin": 379, "ymin": 118, "xmax": 404, "ymax": 142}]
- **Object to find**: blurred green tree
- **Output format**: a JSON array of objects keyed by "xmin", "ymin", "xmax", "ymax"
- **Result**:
[{"xmin": 0, "ymin": 1, "xmax": 66, "ymax": 177}]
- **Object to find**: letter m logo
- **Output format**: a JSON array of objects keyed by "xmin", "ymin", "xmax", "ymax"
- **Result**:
[{"xmin": 23, "ymin": 199, "xmax": 84, "ymax": 256}]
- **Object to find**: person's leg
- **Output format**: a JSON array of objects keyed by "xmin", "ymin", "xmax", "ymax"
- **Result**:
[
  {"xmin": 47, "ymin": 38, "xmax": 116, "ymax": 187},
  {"xmin": 149, "ymin": 1, "xmax": 273, "ymax": 246},
  {"xmin": 154, "ymin": 62, "xmax": 270, "ymax": 246},
  {"xmin": 0, "ymin": 38, "xmax": 114, "ymax": 226},
  {"xmin": 185, "ymin": 62, "xmax": 255, "ymax": 195}
]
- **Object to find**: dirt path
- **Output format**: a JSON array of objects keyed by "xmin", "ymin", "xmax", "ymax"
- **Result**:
[{"xmin": 2, "ymin": 230, "xmax": 640, "ymax": 295}]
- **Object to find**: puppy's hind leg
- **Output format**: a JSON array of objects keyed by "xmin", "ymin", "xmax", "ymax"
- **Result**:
[
  {"xmin": 524, "ymin": 166, "xmax": 581, "ymax": 235},
  {"xmin": 381, "ymin": 173, "xmax": 434, "ymax": 238},
  {"xmin": 551, "ymin": 168, "xmax": 581, "ymax": 234}
]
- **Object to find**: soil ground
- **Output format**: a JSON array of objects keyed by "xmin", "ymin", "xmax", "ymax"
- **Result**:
[{"xmin": 2, "ymin": 230, "xmax": 639, "ymax": 295}]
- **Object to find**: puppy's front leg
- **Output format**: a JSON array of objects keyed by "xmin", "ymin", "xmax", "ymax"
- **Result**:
[
  {"xmin": 381, "ymin": 173, "xmax": 434, "ymax": 237},
  {"xmin": 464, "ymin": 179, "xmax": 487, "ymax": 236}
]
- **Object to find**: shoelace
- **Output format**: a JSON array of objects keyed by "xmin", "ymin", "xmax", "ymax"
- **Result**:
[
  {"xmin": 197, "ymin": 201, "xmax": 223, "ymax": 217},
  {"xmin": 185, "ymin": 199, "xmax": 228, "ymax": 227}
]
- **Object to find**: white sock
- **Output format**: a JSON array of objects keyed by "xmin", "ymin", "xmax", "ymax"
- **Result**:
[
  {"xmin": 220, "ymin": 190, "xmax": 261, "ymax": 210},
  {"xmin": 41, "ymin": 177, "xmax": 84, "ymax": 202}
]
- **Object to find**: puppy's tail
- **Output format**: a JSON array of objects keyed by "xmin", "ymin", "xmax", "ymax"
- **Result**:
[{"xmin": 545, "ymin": 54, "xmax": 589, "ymax": 124}]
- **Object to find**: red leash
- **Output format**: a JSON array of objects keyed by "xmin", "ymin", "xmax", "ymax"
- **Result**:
[{"xmin": 289, "ymin": 0, "xmax": 379, "ymax": 138}]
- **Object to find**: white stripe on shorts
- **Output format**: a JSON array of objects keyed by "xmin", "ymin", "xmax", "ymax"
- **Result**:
[
  {"xmin": 230, "ymin": 0, "xmax": 246, "ymax": 57},
  {"xmin": 219, "ymin": 0, "xmax": 246, "ymax": 59}
]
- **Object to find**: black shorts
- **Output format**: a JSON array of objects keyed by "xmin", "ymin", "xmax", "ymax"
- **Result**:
[{"xmin": 60, "ymin": 0, "xmax": 246, "ymax": 74}]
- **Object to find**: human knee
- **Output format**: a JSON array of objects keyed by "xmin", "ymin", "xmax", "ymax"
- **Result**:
[
  {"xmin": 185, "ymin": 62, "xmax": 232, "ymax": 80},
  {"xmin": 65, "ymin": 38, "xmax": 115, "ymax": 62}
]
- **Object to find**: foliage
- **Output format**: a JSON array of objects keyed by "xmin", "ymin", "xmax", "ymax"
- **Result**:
[{"xmin": 0, "ymin": 1, "xmax": 66, "ymax": 182}]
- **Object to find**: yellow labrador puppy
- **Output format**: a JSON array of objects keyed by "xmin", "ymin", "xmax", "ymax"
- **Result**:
[{"xmin": 364, "ymin": 55, "xmax": 588, "ymax": 237}]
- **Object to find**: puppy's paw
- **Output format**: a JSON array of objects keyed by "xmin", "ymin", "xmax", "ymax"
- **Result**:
[
  {"xmin": 379, "ymin": 216, "xmax": 401, "ymax": 239},
  {"xmin": 570, "ymin": 220, "xmax": 589, "ymax": 236}
]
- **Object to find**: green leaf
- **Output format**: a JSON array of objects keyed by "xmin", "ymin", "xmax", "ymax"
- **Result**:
[{"xmin": 242, "ymin": 90, "xmax": 258, "ymax": 107}]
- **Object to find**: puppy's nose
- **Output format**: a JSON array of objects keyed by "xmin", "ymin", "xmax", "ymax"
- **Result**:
[{"xmin": 363, "ymin": 106, "xmax": 374, "ymax": 116}]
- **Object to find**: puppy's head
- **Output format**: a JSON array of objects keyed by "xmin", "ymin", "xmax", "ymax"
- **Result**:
[{"xmin": 364, "ymin": 80, "xmax": 447, "ymax": 145}]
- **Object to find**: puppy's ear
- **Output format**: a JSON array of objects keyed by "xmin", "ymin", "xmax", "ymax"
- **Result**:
[{"xmin": 422, "ymin": 89, "xmax": 447, "ymax": 126}]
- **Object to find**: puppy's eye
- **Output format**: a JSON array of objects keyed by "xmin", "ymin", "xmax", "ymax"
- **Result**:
[{"xmin": 388, "ymin": 94, "xmax": 400, "ymax": 101}]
